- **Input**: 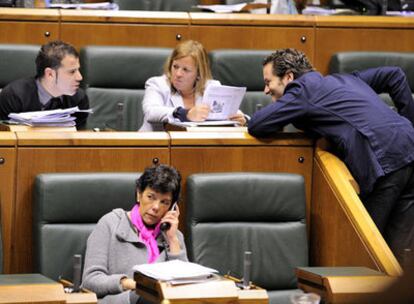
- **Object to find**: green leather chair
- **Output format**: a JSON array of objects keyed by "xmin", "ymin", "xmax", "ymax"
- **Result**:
[
  {"xmin": 185, "ymin": 172, "xmax": 307, "ymax": 304},
  {"xmin": 113, "ymin": 0, "xmax": 198, "ymax": 11},
  {"xmin": 209, "ymin": 49, "xmax": 273, "ymax": 117},
  {"xmin": 0, "ymin": 44, "xmax": 39, "ymax": 91},
  {"xmin": 32, "ymin": 172, "xmax": 140, "ymax": 281},
  {"xmin": 80, "ymin": 46, "xmax": 171, "ymax": 131},
  {"xmin": 329, "ymin": 52, "xmax": 414, "ymax": 108}
]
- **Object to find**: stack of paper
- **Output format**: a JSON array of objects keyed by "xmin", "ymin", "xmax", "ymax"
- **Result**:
[
  {"xmin": 48, "ymin": 2, "xmax": 119, "ymax": 10},
  {"xmin": 133, "ymin": 260, "xmax": 218, "ymax": 285},
  {"xmin": 8, "ymin": 106, "xmax": 92, "ymax": 127}
]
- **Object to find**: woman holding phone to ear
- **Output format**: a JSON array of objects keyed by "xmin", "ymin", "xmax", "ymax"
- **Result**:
[
  {"xmin": 82, "ymin": 165, "xmax": 187, "ymax": 304},
  {"xmin": 139, "ymin": 39, "xmax": 247, "ymax": 131}
]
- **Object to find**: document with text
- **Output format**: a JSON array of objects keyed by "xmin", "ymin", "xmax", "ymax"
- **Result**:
[{"xmin": 202, "ymin": 84, "xmax": 246, "ymax": 121}]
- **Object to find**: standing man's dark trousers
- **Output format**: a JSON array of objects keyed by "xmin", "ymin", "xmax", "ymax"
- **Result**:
[{"xmin": 363, "ymin": 163, "xmax": 414, "ymax": 264}]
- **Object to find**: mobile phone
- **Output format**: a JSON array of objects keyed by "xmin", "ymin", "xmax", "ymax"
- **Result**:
[{"xmin": 160, "ymin": 202, "xmax": 177, "ymax": 231}]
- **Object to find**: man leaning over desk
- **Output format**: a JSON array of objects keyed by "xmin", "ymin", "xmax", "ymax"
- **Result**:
[
  {"xmin": 248, "ymin": 48, "xmax": 414, "ymax": 263},
  {"xmin": 0, "ymin": 40, "xmax": 89, "ymax": 129}
]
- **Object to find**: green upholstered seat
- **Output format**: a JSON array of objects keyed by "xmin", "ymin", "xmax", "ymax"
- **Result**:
[
  {"xmin": 0, "ymin": 44, "xmax": 39, "ymax": 90},
  {"xmin": 80, "ymin": 46, "xmax": 171, "ymax": 131},
  {"xmin": 329, "ymin": 52, "xmax": 414, "ymax": 108},
  {"xmin": 114, "ymin": 0, "xmax": 198, "ymax": 11},
  {"xmin": 209, "ymin": 49, "xmax": 273, "ymax": 117},
  {"xmin": 33, "ymin": 173, "xmax": 140, "ymax": 281},
  {"xmin": 185, "ymin": 172, "xmax": 307, "ymax": 304}
]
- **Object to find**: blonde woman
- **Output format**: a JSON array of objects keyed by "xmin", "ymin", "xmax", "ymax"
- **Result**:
[{"xmin": 139, "ymin": 40, "xmax": 246, "ymax": 131}]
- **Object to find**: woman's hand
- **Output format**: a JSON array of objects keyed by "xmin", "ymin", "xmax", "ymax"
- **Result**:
[
  {"xmin": 229, "ymin": 111, "xmax": 247, "ymax": 126},
  {"xmin": 160, "ymin": 205, "xmax": 181, "ymax": 254},
  {"xmin": 187, "ymin": 104, "xmax": 210, "ymax": 121},
  {"xmin": 120, "ymin": 277, "xmax": 136, "ymax": 290}
]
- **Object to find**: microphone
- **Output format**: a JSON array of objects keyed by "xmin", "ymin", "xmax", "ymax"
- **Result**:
[
  {"xmin": 116, "ymin": 101, "xmax": 124, "ymax": 131},
  {"xmin": 72, "ymin": 254, "xmax": 82, "ymax": 293},
  {"xmin": 243, "ymin": 251, "xmax": 252, "ymax": 289}
]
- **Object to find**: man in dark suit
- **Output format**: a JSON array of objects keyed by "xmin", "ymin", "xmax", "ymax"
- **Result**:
[
  {"xmin": 248, "ymin": 48, "xmax": 414, "ymax": 262},
  {"xmin": 0, "ymin": 40, "xmax": 89, "ymax": 129}
]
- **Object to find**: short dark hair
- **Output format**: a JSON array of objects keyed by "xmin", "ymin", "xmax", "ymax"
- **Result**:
[
  {"xmin": 136, "ymin": 164, "xmax": 182, "ymax": 204},
  {"xmin": 35, "ymin": 40, "xmax": 79, "ymax": 78},
  {"xmin": 263, "ymin": 48, "xmax": 314, "ymax": 79}
]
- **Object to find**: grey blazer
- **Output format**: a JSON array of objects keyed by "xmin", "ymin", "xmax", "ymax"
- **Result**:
[{"xmin": 81, "ymin": 208, "xmax": 188, "ymax": 304}]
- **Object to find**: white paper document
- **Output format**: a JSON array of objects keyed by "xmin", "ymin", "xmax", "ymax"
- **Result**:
[
  {"xmin": 197, "ymin": 3, "xmax": 247, "ymax": 13},
  {"xmin": 133, "ymin": 260, "xmax": 218, "ymax": 284},
  {"xmin": 202, "ymin": 84, "xmax": 246, "ymax": 121},
  {"xmin": 8, "ymin": 106, "xmax": 92, "ymax": 127}
]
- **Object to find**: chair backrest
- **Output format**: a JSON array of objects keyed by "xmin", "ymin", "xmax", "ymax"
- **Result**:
[
  {"xmin": 33, "ymin": 172, "xmax": 140, "ymax": 281},
  {"xmin": 0, "ymin": 44, "xmax": 39, "ymax": 90},
  {"xmin": 329, "ymin": 52, "xmax": 414, "ymax": 107},
  {"xmin": 209, "ymin": 49, "xmax": 273, "ymax": 116},
  {"xmin": 185, "ymin": 172, "xmax": 308, "ymax": 303},
  {"xmin": 80, "ymin": 46, "xmax": 171, "ymax": 131},
  {"xmin": 114, "ymin": 0, "xmax": 198, "ymax": 11}
]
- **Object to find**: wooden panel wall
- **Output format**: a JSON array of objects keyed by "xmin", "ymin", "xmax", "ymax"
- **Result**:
[
  {"xmin": 169, "ymin": 132, "xmax": 314, "ymax": 234},
  {"xmin": 2, "ymin": 10, "xmax": 414, "ymax": 74},
  {"xmin": 0, "ymin": 133, "xmax": 17, "ymax": 274}
]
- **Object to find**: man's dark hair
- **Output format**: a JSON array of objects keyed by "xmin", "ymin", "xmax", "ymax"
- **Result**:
[
  {"xmin": 136, "ymin": 164, "xmax": 182, "ymax": 204},
  {"xmin": 263, "ymin": 48, "xmax": 314, "ymax": 79},
  {"xmin": 35, "ymin": 40, "xmax": 79, "ymax": 78}
]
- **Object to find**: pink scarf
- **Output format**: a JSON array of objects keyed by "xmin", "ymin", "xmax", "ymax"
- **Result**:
[{"xmin": 130, "ymin": 204, "xmax": 161, "ymax": 263}]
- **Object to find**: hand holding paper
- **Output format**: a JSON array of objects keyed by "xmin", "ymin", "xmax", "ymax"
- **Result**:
[{"xmin": 187, "ymin": 104, "xmax": 210, "ymax": 122}]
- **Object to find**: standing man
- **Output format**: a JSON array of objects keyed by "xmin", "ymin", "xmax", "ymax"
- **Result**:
[
  {"xmin": 0, "ymin": 40, "xmax": 89, "ymax": 129},
  {"xmin": 248, "ymin": 48, "xmax": 414, "ymax": 262}
]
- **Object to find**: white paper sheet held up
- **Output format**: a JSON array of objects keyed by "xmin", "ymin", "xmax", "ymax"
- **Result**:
[{"xmin": 202, "ymin": 84, "xmax": 246, "ymax": 120}]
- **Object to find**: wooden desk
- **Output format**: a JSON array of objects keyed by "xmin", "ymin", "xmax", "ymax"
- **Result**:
[
  {"xmin": 2, "ymin": 9, "xmax": 414, "ymax": 74},
  {"xmin": 0, "ymin": 273, "xmax": 65, "ymax": 304},
  {"xmin": 0, "ymin": 273, "xmax": 97, "ymax": 304},
  {"xmin": 135, "ymin": 272, "xmax": 268, "ymax": 304},
  {"xmin": 0, "ymin": 132, "xmax": 17, "ymax": 274},
  {"xmin": 296, "ymin": 267, "xmax": 397, "ymax": 304}
]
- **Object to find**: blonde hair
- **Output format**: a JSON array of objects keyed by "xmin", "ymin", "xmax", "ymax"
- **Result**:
[{"xmin": 164, "ymin": 40, "xmax": 212, "ymax": 96}]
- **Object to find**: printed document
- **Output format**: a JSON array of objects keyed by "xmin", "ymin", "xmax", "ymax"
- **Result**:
[{"xmin": 202, "ymin": 84, "xmax": 246, "ymax": 120}]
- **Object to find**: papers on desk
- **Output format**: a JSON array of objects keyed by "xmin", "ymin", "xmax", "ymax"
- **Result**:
[
  {"xmin": 8, "ymin": 106, "xmax": 92, "ymax": 127},
  {"xmin": 203, "ymin": 84, "xmax": 246, "ymax": 121},
  {"xmin": 197, "ymin": 2, "xmax": 269, "ymax": 13},
  {"xmin": 197, "ymin": 3, "xmax": 247, "ymax": 13},
  {"xmin": 133, "ymin": 260, "xmax": 218, "ymax": 285},
  {"xmin": 48, "ymin": 2, "xmax": 119, "ymax": 10},
  {"xmin": 171, "ymin": 120, "xmax": 239, "ymax": 128}
]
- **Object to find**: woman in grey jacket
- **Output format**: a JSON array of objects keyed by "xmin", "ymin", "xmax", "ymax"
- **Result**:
[{"xmin": 82, "ymin": 165, "xmax": 188, "ymax": 304}]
